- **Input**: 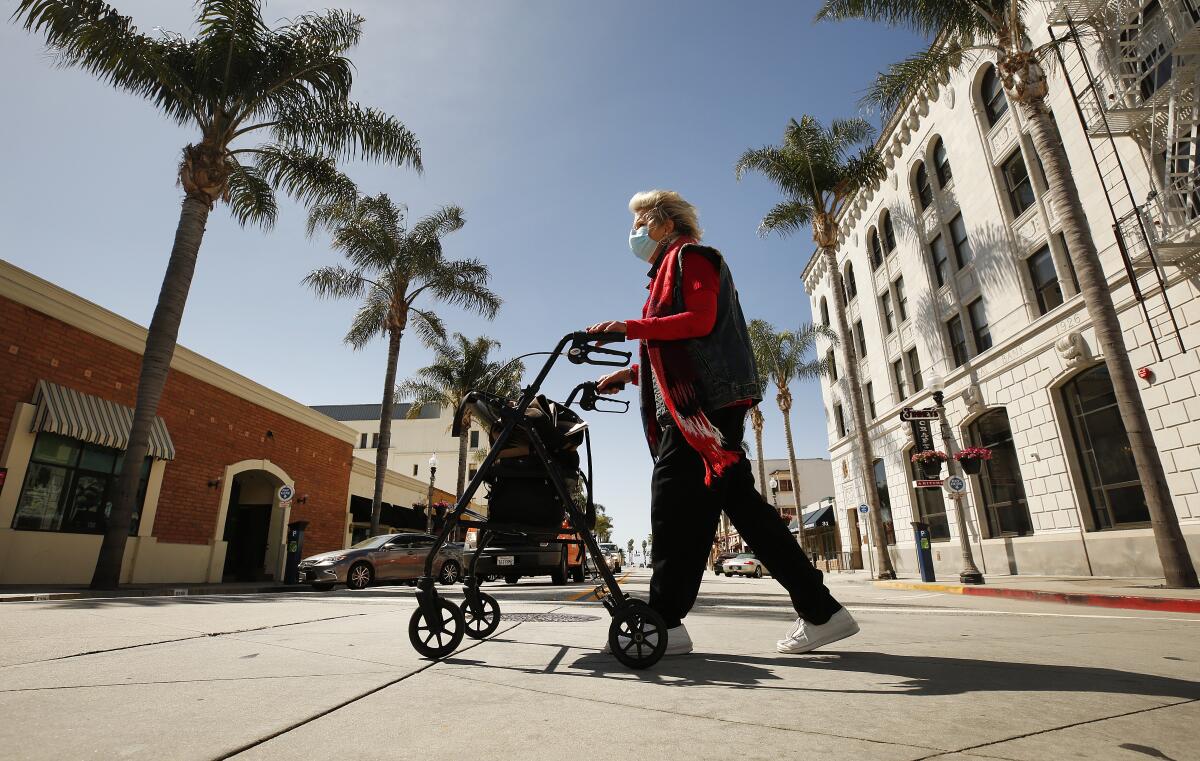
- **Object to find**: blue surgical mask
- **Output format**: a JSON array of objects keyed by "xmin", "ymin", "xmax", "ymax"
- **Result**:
[{"xmin": 629, "ymin": 226, "xmax": 659, "ymax": 263}]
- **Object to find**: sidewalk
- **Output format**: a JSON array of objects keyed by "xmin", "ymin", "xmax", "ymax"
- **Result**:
[
  {"xmin": 862, "ymin": 573, "xmax": 1200, "ymax": 614},
  {"xmin": 0, "ymin": 580, "xmax": 309, "ymax": 603}
]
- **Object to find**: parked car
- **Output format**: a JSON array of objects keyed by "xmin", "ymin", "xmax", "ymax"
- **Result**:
[
  {"xmin": 712, "ymin": 551, "xmax": 737, "ymax": 575},
  {"xmin": 467, "ymin": 529, "xmax": 579, "ymax": 585},
  {"xmin": 722, "ymin": 553, "xmax": 771, "ymax": 578},
  {"xmin": 298, "ymin": 533, "xmax": 464, "ymax": 591},
  {"xmin": 597, "ymin": 542, "xmax": 624, "ymax": 572}
]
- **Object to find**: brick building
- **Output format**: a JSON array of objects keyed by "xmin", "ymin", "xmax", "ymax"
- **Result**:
[{"xmin": 0, "ymin": 259, "xmax": 359, "ymax": 585}]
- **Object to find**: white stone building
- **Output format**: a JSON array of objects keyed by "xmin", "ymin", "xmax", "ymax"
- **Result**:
[
  {"xmin": 749, "ymin": 457, "xmax": 835, "ymax": 521},
  {"xmin": 803, "ymin": 0, "xmax": 1200, "ymax": 579}
]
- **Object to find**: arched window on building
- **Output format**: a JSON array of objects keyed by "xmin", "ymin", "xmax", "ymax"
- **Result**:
[
  {"xmin": 868, "ymin": 227, "xmax": 884, "ymax": 270},
  {"xmin": 908, "ymin": 449, "xmax": 951, "ymax": 541},
  {"xmin": 967, "ymin": 408, "xmax": 1033, "ymax": 536},
  {"xmin": 881, "ymin": 210, "xmax": 897, "ymax": 253},
  {"xmin": 933, "ymin": 137, "xmax": 953, "ymax": 187},
  {"xmin": 1062, "ymin": 364, "xmax": 1151, "ymax": 529},
  {"xmin": 981, "ymin": 64, "xmax": 1009, "ymax": 127},
  {"xmin": 873, "ymin": 458, "xmax": 897, "ymax": 545},
  {"xmin": 820, "ymin": 296, "xmax": 830, "ymax": 327},
  {"xmin": 844, "ymin": 261, "xmax": 857, "ymax": 302},
  {"xmin": 914, "ymin": 161, "xmax": 933, "ymax": 210}
]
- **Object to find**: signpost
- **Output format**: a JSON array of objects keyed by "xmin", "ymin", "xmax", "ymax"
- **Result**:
[
  {"xmin": 858, "ymin": 504, "xmax": 875, "ymax": 579},
  {"xmin": 944, "ymin": 475, "xmax": 967, "ymax": 496},
  {"xmin": 277, "ymin": 484, "xmax": 294, "ymax": 508}
]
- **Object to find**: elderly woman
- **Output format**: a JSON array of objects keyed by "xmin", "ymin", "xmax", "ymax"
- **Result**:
[{"xmin": 588, "ymin": 189, "xmax": 858, "ymax": 656}]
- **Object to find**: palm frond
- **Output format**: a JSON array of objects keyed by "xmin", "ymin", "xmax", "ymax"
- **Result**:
[
  {"xmin": 814, "ymin": 0, "xmax": 1000, "ymax": 37},
  {"xmin": 343, "ymin": 289, "xmax": 389, "ymax": 349},
  {"xmin": 302, "ymin": 264, "xmax": 366, "ymax": 300},
  {"xmin": 420, "ymin": 258, "xmax": 501, "ymax": 319},
  {"xmin": 759, "ymin": 200, "xmax": 813, "ymax": 238},
  {"xmin": 271, "ymin": 100, "xmax": 422, "ymax": 171},
  {"xmin": 409, "ymin": 205, "xmax": 465, "ymax": 244},
  {"xmin": 409, "ymin": 308, "xmax": 447, "ymax": 347},
  {"xmin": 225, "ymin": 156, "xmax": 277, "ymax": 229},
  {"xmin": 250, "ymin": 145, "xmax": 357, "ymax": 206},
  {"xmin": 863, "ymin": 42, "xmax": 970, "ymax": 114}
]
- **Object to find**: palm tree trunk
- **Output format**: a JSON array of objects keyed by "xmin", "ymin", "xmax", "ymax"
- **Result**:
[
  {"xmin": 456, "ymin": 428, "xmax": 469, "ymax": 498},
  {"xmin": 750, "ymin": 406, "xmax": 770, "ymax": 501},
  {"xmin": 1022, "ymin": 100, "xmax": 1198, "ymax": 587},
  {"xmin": 90, "ymin": 196, "xmax": 211, "ymax": 589},
  {"xmin": 778, "ymin": 392, "xmax": 806, "ymax": 548},
  {"xmin": 370, "ymin": 327, "xmax": 403, "ymax": 536},
  {"xmin": 822, "ymin": 246, "xmax": 896, "ymax": 579}
]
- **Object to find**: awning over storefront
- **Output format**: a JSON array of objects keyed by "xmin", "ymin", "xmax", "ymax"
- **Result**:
[
  {"xmin": 348, "ymin": 495, "xmax": 424, "ymax": 530},
  {"xmin": 790, "ymin": 505, "xmax": 835, "ymax": 533},
  {"xmin": 32, "ymin": 380, "xmax": 176, "ymax": 460}
]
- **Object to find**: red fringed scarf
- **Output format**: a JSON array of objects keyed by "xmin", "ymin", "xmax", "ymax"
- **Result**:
[{"xmin": 640, "ymin": 237, "xmax": 744, "ymax": 486}]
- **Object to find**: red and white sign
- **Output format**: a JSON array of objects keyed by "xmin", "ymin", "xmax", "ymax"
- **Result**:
[{"xmin": 913, "ymin": 479, "xmax": 944, "ymax": 489}]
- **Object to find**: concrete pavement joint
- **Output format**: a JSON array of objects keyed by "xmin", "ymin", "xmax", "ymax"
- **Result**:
[
  {"xmin": 433, "ymin": 668, "xmax": 950, "ymax": 753},
  {"xmin": 909, "ymin": 698, "xmax": 1200, "ymax": 761},
  {"xmin": 0, "ymin": 670, "xmax": 401, "ymax": 694}
]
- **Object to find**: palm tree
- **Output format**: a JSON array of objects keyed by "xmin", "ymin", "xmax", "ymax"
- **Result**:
[
  {"xmin": 398, "ymin": 333, "xmax": 524, "ymax": 499},
  {"xmin": 11, "ymin": 2, "xmax": 424, "ymax": 589},
  {"xmin": 816, "ymin": 1, "xmax": 1197, "ymax": 587},
  {"xmin": 737, "ymin": 117, "xmax": 896, "ymax": 579},
  {"xmin": 306, "ymin": 201, "xmax": 500, "ymax": 536},
  {"xmin": 627, "ymin": 538, "xmax": 635, "ymax": 557},
  {"xmin": 748, "ymin": 354, "xmax": 773, "ymax": 502},
  {"xmin": 748, "ymin": 320, "xmax": 839, "ymax": 551},
  {"xmin": 593, "ymin": 504, "xmax": 613, "ymax": 542}
]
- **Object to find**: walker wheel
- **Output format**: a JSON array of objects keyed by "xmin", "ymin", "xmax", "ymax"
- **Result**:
[
  {"xmin": 408, "ymin": 598, "xmax": 466, "ymax": 659},
  {"xmin": 607, "ymin": 603, "xmax": 667, "ymax": 669},
  {"xmin": 461, "ymin": 593, "xmax": 501, "ymax": 640}
]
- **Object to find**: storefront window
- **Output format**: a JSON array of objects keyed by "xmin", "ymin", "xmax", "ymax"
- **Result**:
[
  {"xmin": 1062, "ymin": 364, "xmax": 1150, "ymax": 529},
  {"xmin": 967, "ymin": 409, "xmax": 1033, "ymax": 537},
  {"xmin": 873, "ymin": 458, "xmax": 897, "ymax": 545},
  {"xmin": 12, "ymin": 433, "xmax": 150, "ymax": 535},
  {"xmin": 909, "ymin": 454, "xmax": 951, "ymax": 541}
]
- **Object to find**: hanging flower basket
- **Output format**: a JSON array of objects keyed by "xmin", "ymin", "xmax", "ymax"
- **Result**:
[
  {"xmin": 954, "ymin": 447, "xmax": 992, "ymax": 475},
  {"xmin": 910, "ymin": 450, "xmax": 948, "ymax": 479}
]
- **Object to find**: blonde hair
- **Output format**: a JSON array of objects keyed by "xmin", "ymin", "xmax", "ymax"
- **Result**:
[{"xmin": 628, "ymin": 189, "xmax": 703, "ymax": 241}]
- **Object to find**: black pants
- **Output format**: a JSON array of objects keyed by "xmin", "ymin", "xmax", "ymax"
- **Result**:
[{"xmin": 648, "ymin": 407, "xmax": 843, "ymax": 629}]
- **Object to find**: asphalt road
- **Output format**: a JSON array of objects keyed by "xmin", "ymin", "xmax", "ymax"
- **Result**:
[{"xmin": 1, "ymin": 569, "xmax": 1196, "ymax": 760}]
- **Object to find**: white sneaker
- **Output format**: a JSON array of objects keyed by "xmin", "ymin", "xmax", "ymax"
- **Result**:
[
  {"xmin": 603, "ymin": 623, "xmax": 693, "ymax": 656},
  {"xmin": 776, "ymin": 608, "xmax": 859, "ymax": 654}
]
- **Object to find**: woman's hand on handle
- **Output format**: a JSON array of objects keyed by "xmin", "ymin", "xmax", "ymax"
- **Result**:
[
  {"xmin": 586, "ymin": 321, "xmax": 626, "ymax": 346},
  {"xmin": 596, "ymin": 367, "xmax": 634, "ymax": 394}
]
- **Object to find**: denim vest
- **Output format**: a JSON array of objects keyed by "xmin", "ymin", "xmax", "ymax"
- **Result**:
[{"xmin": 661, "ymin": 244, "xmax": 763, "ymax": 411}]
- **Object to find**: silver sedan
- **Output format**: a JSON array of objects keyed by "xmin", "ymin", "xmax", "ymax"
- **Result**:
[{"xmin": 298, "ymin": 533, "xmax": 463, "ymax": 591}]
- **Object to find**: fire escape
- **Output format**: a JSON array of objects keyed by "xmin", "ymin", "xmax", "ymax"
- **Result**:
[{"xmin": 1049, "ymin": 0, "xmax": 1199, "ymax": 359}]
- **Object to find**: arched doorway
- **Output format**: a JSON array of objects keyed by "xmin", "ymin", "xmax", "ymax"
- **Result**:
[{"xmin": 215, "ymin": 460, "xmax": 293, "ymax": 582}]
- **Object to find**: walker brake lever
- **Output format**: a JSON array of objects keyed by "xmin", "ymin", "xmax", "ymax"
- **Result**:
[
  {"xmin": 574, "ymin": 381, "xmax": 630, "ymax": 414},
  {"xmin": 567, "ymin": 331, "xmax": 632, "ymax": 367}
]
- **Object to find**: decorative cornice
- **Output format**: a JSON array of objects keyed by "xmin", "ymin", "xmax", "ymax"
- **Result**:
[{"xmin": 0, "ymin": 258, "xmax": 358, "ymax": 445}]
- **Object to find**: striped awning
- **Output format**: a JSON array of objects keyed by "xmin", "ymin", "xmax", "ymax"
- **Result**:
[{"xmin": 32, "ymin": 380, "xmax": 176, "ymax": 460}]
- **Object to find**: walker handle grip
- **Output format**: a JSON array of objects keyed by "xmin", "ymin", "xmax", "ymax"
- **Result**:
[{"xmin": 567, "ymin": 332, "xmax": 632, "ymax": 367}]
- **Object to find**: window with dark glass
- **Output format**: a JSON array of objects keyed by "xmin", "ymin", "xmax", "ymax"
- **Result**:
[
  {"xmin": 929, "ymin": 234, "xmax": 950, "ymax": 287},
  {"xmin": 469, "ymin": 429, "xmax": 480, "ymax": 448},
  {"xmin": 981, "ymin": 64, "xmax": 1009, "ymax": 126},
  {"xmin": 915, "ymin": 162, "xmax": 934, "ymax": 210},
  {"xmin": 947, "ymin": 315, "xmax": 970, "ymax": 367},
  {"xmin": 881, "ymin": 291, "xmax": 895, "ymax": 334},
  {"xmin": 910, "ymin": 451, "xmax": 951, "ymax": 541},
  {"xmin": 854, "ymin": 320, "xmax": 868, "ymax": 358},
  {"xmin": 894, "ymin": 276, "xmax": 908, "ymax": 322},
  {"xmin": 882, "ymin": 211, "xmax": 897, "ymax": 253},
  {"xmin": 412, "ymin": 464, "xmax": 419, "ymax": 476},
  {"xmin": 12, "ymin": 433, "xmax": 151, "ymax": 535},
  {"xmin": 1121, "ymin": 0, "xmax": 1174, "ymax": 100},
  {"xmin": 371, "ymin": 432, "xmax": 380, "ymax": 448},
  {"xmin": 827, "ymin": 350, "xmax": 838, "ymax": 382},
  {"xmin": 968, "ymin": 298, "xmax": 992, "ymax": 351},
  {"xmin": 869, "ymin": 228, "xmax": 883, "ymax": 270},
  {"xmin": 469, "ymin": 467, "xmax": 478, "ymax": 480},
  {"xmin": 834, "ymin": 403, "xmax": 847, "ymax": 438},
  {"xmin": 1063, "ymin": 364, "xmax": 1150, "ymax": 529},
  {"xmin": 1055, "ymin": 232, "xmax": 1081, "ymax": 292},
  {"xmin": 907, "ymin": 348, "xmax": 924, "ymax": 392},
  {"xmin": 873, "ymin": 458, "xmax": 897, "ymax": 544},
  {"xmin": 844, "ymin": 262, "xmax": 857, "ymax": 301},
  {"xmin": 893, "ymin": 359, "xmax": 908, "ymax": 399},
  {"xmin": 820, "ymin": 297, "xmax": 830, "ymax": 327},
  {"xmin": 1002, "ymin": 150, "xmax": 1036, "ymax": 217},
  {"xmin": 1028, "ymin": 244, "xmax": 1064, "ymax": 315},
  {"xmin": 934, "ymin": 138, "xmax": 953, "ymax": 187},
  {"xmin": 359, "ymin": 433, "xmax": 368, "ymax": 449},
  {"xmin": 949, "ymin": 214, "xmax": 973, "ymax": 267},
  {"xmin": 967, "ymin": 408, "xmax": 1033, "ymax": 537},
  {"xmin": 864, "ymin": 382, "xmax": 877, "ymax": 420}
]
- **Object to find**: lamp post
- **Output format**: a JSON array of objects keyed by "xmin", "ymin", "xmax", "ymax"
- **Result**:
[
  {"xmin": 929, "ymin": 374, "xmax": 984, "ymax": 585},
  {"xmin": 769, "ymin": 477, "xmax": 779, "ymax": 512},
  {"xmin": 426, "ymin": 454, "xmax": 438, "ymax": 534}
]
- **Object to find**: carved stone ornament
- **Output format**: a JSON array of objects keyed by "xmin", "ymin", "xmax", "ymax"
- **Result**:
[
  {"xmin": 946, "ymin": 87, "xmax": 956, "ymax": 109},
  {"xmin": 1055, "ymin": 331, "xmax": 1090, "ymax": 367},
  {"xmin": 961, "ymin": 385, "xmax": 985, "ymax": 414}
]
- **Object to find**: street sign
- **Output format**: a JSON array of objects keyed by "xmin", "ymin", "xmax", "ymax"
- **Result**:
[
  {"xmin": 944, "ymin": 475, "xmax": 967, "ymax": 496},
  {"xmin": 858, "ymin": 504, "xmax": 869, "ymax": 514},
  {"xmin": 910, "ymin": 419, "xmax": 937, "ymax": 453},
  {"xmin": 278, "ymin": 485, "xmax": 294, "ymax": 505},
  {"xmin": 913, "ymin": 479, "xmax": 944, "ymax": 489},
  {"xmin": 900, "ymin": 407, "xmax": 940, "ymax": 421}
]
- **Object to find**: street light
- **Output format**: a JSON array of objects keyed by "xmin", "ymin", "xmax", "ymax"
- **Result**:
[
  {"xmin": 769, "ymin": 477, "xmax": 779, "ymax": 511},
  {"xmin": 929, "ymin": 374, "xmax": 985, "ymax": 584},
  {"xmin": 426, "ymin": 453, "xmax": 438, "ymax": 534}
]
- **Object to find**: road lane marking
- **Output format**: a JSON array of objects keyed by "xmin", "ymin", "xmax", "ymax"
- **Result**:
[
  {"xmin": 699, "ymin": 604, "xmax": 1200, "ymax": 622},
  {"xmin": 567, "ymin": 572, "xmax": 631, "ymax": 602}
]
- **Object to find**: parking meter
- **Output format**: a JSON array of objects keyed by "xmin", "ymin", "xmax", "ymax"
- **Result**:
[
  {"xmin": 285, "ymin": 520, "xmax": 310, "ymax": 585},
  {"xmin": 911, "ymin": 521, "xmax": 935, "ymax": 583}
]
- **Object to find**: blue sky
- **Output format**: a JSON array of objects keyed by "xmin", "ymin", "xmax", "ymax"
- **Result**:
[{"xmin": 0, "ymin": 0, "xmax": 924, "ymax": 555}]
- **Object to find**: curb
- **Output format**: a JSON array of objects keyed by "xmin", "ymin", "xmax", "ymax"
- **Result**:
[
  {"xmin": 0, "ymin": 584, "xmax": 305, "ymax": 604},
  {"xmin": 874, "ymin": 580, "xmax": 1200, "ymax": 614}
]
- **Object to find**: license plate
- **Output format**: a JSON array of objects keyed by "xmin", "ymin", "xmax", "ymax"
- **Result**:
[{"xmin": 497, "ymin": 556, "xmax": 515, "ymax": 567}]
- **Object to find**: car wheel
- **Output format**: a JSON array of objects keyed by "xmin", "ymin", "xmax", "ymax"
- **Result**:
[
  {"xmin": 504, "ymin": 575, "xmax": 520, "ymax": 585},
  {"xmin": 346, "ymin": 562, "xmax": 373, "ymax": 590},
  {"xmin": 438, "ymin": 561, "xmax": 460, "ymax": 586},
  {"xmin": 486, "ymin": 574, "xmax": 499, "ymax": 582},
  {"xmin": 551, "ymin": 550, "xmax": 568, "ymax": 585},
  {"xmin": 754, "ymin": 565, "xmax": 763, "ymax": 578},
  {"xmin": 311, "ymin": 583, "xmax": 334, "ymax": 592},
  {"xmin": 724, "ymin": 572, "xmax": 732, "ymax": 577}
]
